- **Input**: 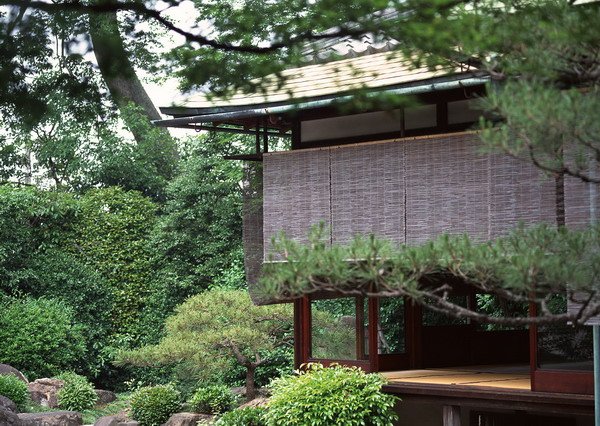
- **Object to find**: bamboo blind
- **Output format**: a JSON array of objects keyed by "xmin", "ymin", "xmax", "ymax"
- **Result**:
[
  {"xmin": 262, "ymin": 132, "xmax": 592, "ymax": 258},
  {"xmin": 263, "ymin": 148, "xmax": 331, "ymax": 259},
  {"xmin": 330, "ymin": 141, "xmax": 406, "ymax": 246},
  {"xmin": 242, "ymin": 163, "xmax": 267, "ymax": 303},
  {"xmin": 405, "ymin": 134, "xmax": 491, "ymax": 244}
]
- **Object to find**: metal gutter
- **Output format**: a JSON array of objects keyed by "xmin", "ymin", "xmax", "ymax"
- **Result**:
[{"xmin": 153, "ymin": 76, "xmax": 489, "ymax": 128}]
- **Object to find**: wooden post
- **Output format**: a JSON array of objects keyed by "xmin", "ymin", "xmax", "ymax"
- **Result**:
[{"xmin": 442, "ymin": 405, "xmax": 461, "ymax": 426}]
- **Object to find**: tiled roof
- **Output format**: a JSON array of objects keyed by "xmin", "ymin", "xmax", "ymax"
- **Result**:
[{"xmin": 178, "ymin": 51, "xmax": 462, "ymax": 110}]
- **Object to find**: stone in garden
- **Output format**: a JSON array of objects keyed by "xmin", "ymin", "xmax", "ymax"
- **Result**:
[
  {"xmin": 230, "ymin": 386, "xmax": 245, "ymax": 397},
  {"xmin": 238, "ymin": 396, "xmax": 269, "ymax": 409},
  {"xmin": 94, "ymin": 414, "xmax": 121, "ymax": 426},
  {"xmin": 0, "ymin": 364, "xmax": 28, "ymax": 383},
  {"xmin": 94, "ymin": 389, "xmax": 117, "ymax": 405},
  {"xmin": 18, "ymin": 410, "xmax": 82, "ymax": 425},
  {"xmin": 0, "ymin": 395, "xmax": 19, "ymax": 413},
  {"xmin": 231, "ymin": 386, "xmax": 269, "ymax": 398},
  {"xmin": 94, "ymin": 414, "xmax": 138, "ymax": 426},
  {"xmin": 27, "ymin": 378, "xmax": 64, "ymax": 408},
  {"xmin": 0, "ymin": 403, "xmax": 22, "ymax": 425},
  {"xmin": 162, "ymin": 412, "xmax": 212, "ymax": 426}
]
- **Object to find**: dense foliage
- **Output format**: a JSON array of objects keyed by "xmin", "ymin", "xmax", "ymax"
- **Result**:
[
  {"xmin": 265, "ymin": 364, "xmax": 399, "ymax": 426},
  {"xmin": 0, "ymin": 298, "xmax": 87, "ymax": 379},
  {"xmin": 188, "ymin": 385, "xmax": 237, "ymax": 415},
  {"xmin": 74, "ymin": 187, "xmax": 158, "ymax": 340},
  {"xmin": 0, "ymin": 374, "xmax": 29, "ymax": 409},
  {"xmin": 0, "ymin": 134, "xmax": 248, "ymax": 387},
  {"xmin": 56, "ymin": 372, "xmax": 98, "ymax": 412},
  {"xmin": 130, "ymin": 385, "xmax": 181, "ymax": 426}
]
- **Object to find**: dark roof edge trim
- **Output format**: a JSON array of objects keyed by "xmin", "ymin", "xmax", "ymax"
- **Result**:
[{"xmin": 153, "ymin": 75, "xmax": 489, "ymax": 128}]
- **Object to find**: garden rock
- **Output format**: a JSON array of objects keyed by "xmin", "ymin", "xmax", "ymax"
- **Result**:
[
  {"xmin": 231, "ymin": 386, "xmax": 269, "ymax": 398},
  {"xmin": 18, "ymin": 410, "xmax": 82, "ymax": 425},
  {"xmin": 238, "ymin": 396, "xmax": 269, "ymax": 409},
  {"xmin": 162, "ymin": 412, "xmax": 212, "ymax": 426},
  {"xmin": 0, "ymin": 404, "xmax": 22, "ymax": 425},
  {"xmin": 0, "ymin": 364, "xmax": 28, "ymax": 383},
  {"xmin": 28, "ymin": 378, "xmax": 64, "ymax": 408},
  {"xmin": 94, "ymin": 390, "xmax": 117, "ymax": 405},
  {"xmin": 94, "ymin": 414, "xmax": 138, "ymax": 426},
  {"xmin": 0, "ymin": 395, "xmax": 19, "ymax": 413}
]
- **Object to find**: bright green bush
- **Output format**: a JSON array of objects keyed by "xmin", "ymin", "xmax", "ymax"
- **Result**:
[
  {"xmin": 216, "ymin": 406, "xmax": 266, "ymax": 426},
  {"xmin": 75, "ymin": 187, "xmax": 158, "ymax": 338},
  {"xmin": 264, "ymin": 363, "xmax": 399, "ymax": 426},
  {"xmin": 188, "ymin": 385, "xmax": 237, "ymax": 415},
  {"xmin": 0, "ymin": 374, "xmax": 29, "ymax": 409},
  {"xmin": 56, "ymin": 372, "xmax": 97, "ymax": 411},
  {"xmin": 0, "ymin": 297, "xmax": 87, "ymax": 379},
  {"xmin": 130, "ymin": 384, "xmax": 181, "ymax": 426}
]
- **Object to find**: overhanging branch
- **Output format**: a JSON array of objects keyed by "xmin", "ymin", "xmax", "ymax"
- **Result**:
[{"xmin": 0, "ymin": 0, "xmax": 369, "ymax": 54}]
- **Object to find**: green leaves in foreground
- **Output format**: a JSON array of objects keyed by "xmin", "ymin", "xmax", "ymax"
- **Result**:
[
  {"xmin": 265, "ymin": 363, "xmax": 398, "ymax": 426},
  {"xmin": 260, "ymin": 224, "xmax": 600, "ymax": 324}
]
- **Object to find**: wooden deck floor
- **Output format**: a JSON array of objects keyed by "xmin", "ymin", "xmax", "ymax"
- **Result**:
[{"xmin": 381, "ymin": 365, "xmax": 531, "ymax": 390}]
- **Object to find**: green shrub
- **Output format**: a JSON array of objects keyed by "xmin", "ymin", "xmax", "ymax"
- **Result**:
[
  {"xmin": 216, "ymin": 406, "xmax": 266, "ymax": 426},
  {"xmin": 188, "ymin": 385, "xmax": 237, "ymax": 415},
  {"xmin": 264, "ymin": 363, "xmax": 399, "ymax": 426},
  {"xmin": 130, "ymin": 384, "xmax": 181, "ymax": 426},
  {"xmin": 0, "ymin": 374, "xmax": 28, "ymax": 409},
  {"xmin": 75, "ymin": 187, "xmax": 158, "ymax": 339},
  {"xmin": 0, "ymin": 297, "xmax": 87, "ymax": 379},
  {"xmin": 56, "ymin": 372, "xmax": 97, "ymax": 411}
]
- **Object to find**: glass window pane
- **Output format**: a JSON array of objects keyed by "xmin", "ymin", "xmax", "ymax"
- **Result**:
[
  {"xmin": 310, "ymin": 297, "xmax": 368, "ymax": 360},
  {"xmin": 538, "ymin": 294, "xmax": 593, "ymax": 371},
  {"xmin": 378, "ymin": 298, "xmax": 405, "ymax": 354}
]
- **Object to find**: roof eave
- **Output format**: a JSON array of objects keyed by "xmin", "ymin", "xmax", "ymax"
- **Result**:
[{"xmin": 154, "ymin": 72, "xmax": 490, "ymax": 128}]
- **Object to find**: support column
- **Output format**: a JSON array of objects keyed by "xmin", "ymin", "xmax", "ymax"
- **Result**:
[{"xmin": 442, "ymin": 405, "xmax": 461, "ymax": 426}]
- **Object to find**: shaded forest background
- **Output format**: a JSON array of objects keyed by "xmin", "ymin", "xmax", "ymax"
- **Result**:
[{"xmin": 0, "ymin": 131, "xmax": 270, "ymax": 390}]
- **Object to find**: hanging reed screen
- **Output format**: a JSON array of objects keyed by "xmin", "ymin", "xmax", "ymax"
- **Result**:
[{"xmin": 262, "ymin": 132, "xmax": 591, "ymax": 259}]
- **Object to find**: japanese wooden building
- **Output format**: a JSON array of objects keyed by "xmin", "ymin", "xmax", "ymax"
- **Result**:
[{"xmin": 156, "ymin": 43, "xmax": 597, "ymax": 425}]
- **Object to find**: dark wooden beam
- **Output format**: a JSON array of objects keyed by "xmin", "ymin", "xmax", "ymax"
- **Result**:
[
  {"xmin": 165, "ymin": 124, "xmax": 290, "ymax": 138},
  {"xmin": 382, "ymin": 382, "xmax": 594, "ymax": 416},
  {"xmin": 223, "ymin": 153, "xmax": 263, "ymax": 161}
]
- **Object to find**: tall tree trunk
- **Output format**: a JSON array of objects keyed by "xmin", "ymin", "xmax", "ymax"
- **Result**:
[
  {"xmin": 88, "ymin": 12, "xmax": 178, "ymax": 180},
  {"xmin": 89, "ymin": 12, "xmax": 161, "ymax": 122}
]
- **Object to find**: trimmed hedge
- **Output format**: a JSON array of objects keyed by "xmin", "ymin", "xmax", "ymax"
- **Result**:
[
  {"xmin": 56, "ymin": 372, "xmax": 97, "ymax": 411},
  {"xmin": 216, "ymin": 406, "xmax": 266, "ymax": 426},
  {"xmin": 188, "ymin": 385, "xmax": 237, "ymax": 415},
  {"xmin": 130, "ymin": 384, "xmax": 180, "ymax": 426}
]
